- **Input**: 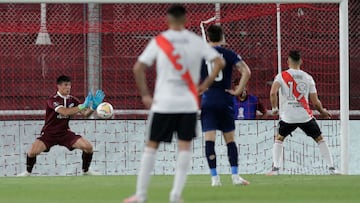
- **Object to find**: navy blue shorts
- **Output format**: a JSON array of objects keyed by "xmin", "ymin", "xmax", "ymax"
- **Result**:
[{"xmin": 201, "ymin": 104, "xmax": 235, "ymax": 133}]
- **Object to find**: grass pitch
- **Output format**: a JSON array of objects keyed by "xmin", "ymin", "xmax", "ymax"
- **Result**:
[{"xmin": 0, "ymin": 175, "xmax": 359, "ymax": 203}]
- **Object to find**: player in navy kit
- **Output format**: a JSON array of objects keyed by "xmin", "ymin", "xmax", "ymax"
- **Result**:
[
  {"xmin": 200, "ymin": 25, "xmax": 251, "ymax": 186},
  {"xmin": 17, "ymin": 75, "xmax": 105, "ymax": 176}
]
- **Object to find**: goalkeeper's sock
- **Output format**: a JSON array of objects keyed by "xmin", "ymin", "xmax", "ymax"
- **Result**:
[
  {"xmin": 205, "ymin": 141, "xmax": 217, "ymax": 176},
  {"xmin": 135, "ymin": 147, "xmax": 157, "ymax": 200},
  {"xmin": 273, "ymin": 140, "xmax": 283, "ymax": 168},
  {"xmin": 318, "ymin": 140, "xmax": 334, "ymax": 167},
  {"xmin": 227, "ymin": 142, "xmax": 239, "ymax": 175},
  {"xmin": 170, "ymin": 150, "xmax": 191, "ymax": 202},
  {"xmin": 26, "ymin": 155, "xmax": 36, "ymax": 173},
  {"xmin": 82, "ymin": 152, "xmax": 93, "ymax": 172}
]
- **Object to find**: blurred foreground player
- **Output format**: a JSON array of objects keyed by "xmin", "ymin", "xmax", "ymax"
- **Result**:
[
  {"xmin": 267, "ymin": 50, "xmax": 341, "ymax": 175},
  {"xmin": 17, "ymin": 75, "xmax": 105, "ymax": 176},
  {"xmin": 200, "ymin": 25, "xmax": 251, "ymax": 186},
  {"xmin": 124, "ymin": 5, "xmax": 224, "ymax": 203}
]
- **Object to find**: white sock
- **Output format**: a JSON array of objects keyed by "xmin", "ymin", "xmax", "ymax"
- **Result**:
[
  {"xmin": 170, "ymin": 150, "xmax": 191, "ymax": 202},
  {"xmin": 318, "ymin": 140, "xmax": 334, "ymax": 167},
  {"xmin": 273, "ymin": 140, "xmax": 283, "ymax": 168},
  {"xmin": 135, "ymin": 147, "xmax": 157, "ymax": 201}
]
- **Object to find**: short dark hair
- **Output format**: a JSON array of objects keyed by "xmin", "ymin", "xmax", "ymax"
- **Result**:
[
  {"xmin": 207, "ymin": 25, "xmax": 223, "ymax": 43},
  {"xmin": 167, "ymin": 5, "xmax": 186, "ymax": 19},
  {"xmin": 57, "ymin": 75, "xmax": 71, "ymax": 84},
  {"xmin": 289, "ymin": 50, "xmax": 301, "ymax": 62}
]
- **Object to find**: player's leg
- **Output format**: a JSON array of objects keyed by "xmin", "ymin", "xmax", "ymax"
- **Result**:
[
  {"xmin": 223, "ymin": 131, "xmax": 249, "ymax": 185},
  {"xmin": 18, "ymin": 140, "xmax": 47, "ymax": 176},
  {"xmin": 124, "ymin": 113, "xmax": 170, "ymax": 203},
  {"xmin": 201, "ymin": 105, "xmax": 221, "ymax": 186},
  {"xmin": 169, "ymin": 139, "xmax": 191, "ymax": 203},
  {"xmin": 71, "ymin": 136, "xmax": 98, "ymax": 175},
  {"xmin": 204, "ymin": 130, "xmax": 221, "ymax": 186},
  {"xmin": 18, "ymin": 135, "xmax": 51, "ymax": 176},
  {"xmin": 124, "ymin": 140, "xmax": 159, "ymax": 203},
  {"xmin": 299, "ymin": 118, "xmax": 340, "ymax": 174},
  {"xmin": 267, "ymin": 121, "xmax": 296, "ymax": 176},
  {"xmin": 169, "ymin": 113, "xmax": 196, "ymax": 203}
]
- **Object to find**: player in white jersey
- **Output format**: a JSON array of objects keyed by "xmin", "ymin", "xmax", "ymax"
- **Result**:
[
  {"xmin": 267, "ymin": 50, "xmax": 340, "ymax": 175},
  {"xmin": 123, "ymin": 5, "xmax": 225, "ymax": 203}
]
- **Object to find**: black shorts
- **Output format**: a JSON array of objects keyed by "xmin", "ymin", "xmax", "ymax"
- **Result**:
[
  {"xmin": 147, "ymin": 112, "xmax": 197, "ymax": 142},
  {"xmin": 278, "ymin": 118, "xmax": 322, "ymax": 139}
]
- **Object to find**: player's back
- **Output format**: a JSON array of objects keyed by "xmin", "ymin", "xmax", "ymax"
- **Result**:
[
  {"xmin": 275, "ymin": 68, "xmax": 316, "ymax": 123},
  {"xmin": 139, "ymin": 29, "xmax": 219, "ymax": 113},
  {"xmin": 201, "ymin": 46, "xmax": 242, "ymax": 107}
]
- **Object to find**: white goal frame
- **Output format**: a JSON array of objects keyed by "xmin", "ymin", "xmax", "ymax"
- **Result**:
[{"xmin": 0, "ymin": 0, "xmax": 349, "ymax": 174}]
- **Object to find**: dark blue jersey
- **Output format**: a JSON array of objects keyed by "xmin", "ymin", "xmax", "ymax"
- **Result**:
[
  {"xmin": 201, "ymin": 46, "xmax": 242, "ymax": 106},
  {"xmin": 234, "ymin": 95, "xmax": 259, "ymax": 119}
]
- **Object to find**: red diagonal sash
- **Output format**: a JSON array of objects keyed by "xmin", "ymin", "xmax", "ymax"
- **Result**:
[
  {"xmin": 282, "ymin": 71, "xmax": 313, "ymax": 117},
  {"xmin": 155, "ymin": 35, "xmax": 199, "ymax": 106}
]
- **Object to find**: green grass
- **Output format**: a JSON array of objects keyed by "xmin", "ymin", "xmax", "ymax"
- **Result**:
[{"xmin": 0, "ymin": 175, "xmax": 359, "ymax": 203}]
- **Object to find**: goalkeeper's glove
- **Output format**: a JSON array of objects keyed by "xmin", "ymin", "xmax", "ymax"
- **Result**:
[
  {"xmin": 78, "ymin": 91, "xmax": 93, "ymax": 110},
  {"xmin": 92, "ymin": 90, "xmax": 105, "ymax": 110}
]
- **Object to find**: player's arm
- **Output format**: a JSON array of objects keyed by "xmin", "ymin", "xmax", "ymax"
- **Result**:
[
  {"xmin": 270, "ymin": 81, "xmax": 281, "ymax": 115},
  {"xmin": 56, "ymin": 92, "xmax": 93, "ymax": 116},
  {"xmin": 257, "ymin": 100, "xmax": 268, "ymax": 118},
  {"xmin": 56, "ymin": 106, "xmax": 87, "ymax": 117},
  {"xmin": 309, "ymin": 93, "xmax": 331, "ymax": 119},
  {"xmin": 198, "ymin": 56, "xmax": 225, "ymax": 94},
  {"xmin": 227, "ymin": 61, "xmax": 251, "ymax": 96},
  {"xmin": 133, "ymin": 61, "xmax": 152, "ymax": 109},
  {"xmin": 134, "ymin": 39, "xmax": 157, "ymax": 109},
  {"xmin": 80, "ymin": 108, "xmax": 94, "ymax": 117}
]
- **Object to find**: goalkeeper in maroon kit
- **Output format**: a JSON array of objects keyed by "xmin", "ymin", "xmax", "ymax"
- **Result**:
[{"xmin": 18, "ymin": 75, "xmax": 105, "ymax": 176}]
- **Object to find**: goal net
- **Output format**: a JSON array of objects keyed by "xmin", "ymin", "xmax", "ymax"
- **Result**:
[{"xmin": 0, "ymin": 1, "xmax": 357, "ymax": 175}]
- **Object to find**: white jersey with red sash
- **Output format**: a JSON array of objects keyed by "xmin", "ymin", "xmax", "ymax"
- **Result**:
[
  {"xmin": 274, "ymin": 69, "xmax": 317, "ymax": 123},
  {"xmin": 138, "ymin": 29, "xmax": 219, "ymax": 113}
]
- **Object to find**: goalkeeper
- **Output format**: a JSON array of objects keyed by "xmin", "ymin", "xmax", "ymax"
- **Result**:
[{"xmin": 18, "ymin": 75, "xmax": 105, "ymax": 176}]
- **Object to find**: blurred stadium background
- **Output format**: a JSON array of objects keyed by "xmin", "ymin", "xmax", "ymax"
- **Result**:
[{"xmin": 0, "ymin": 1, "xmax": 359, "ymax": 177}]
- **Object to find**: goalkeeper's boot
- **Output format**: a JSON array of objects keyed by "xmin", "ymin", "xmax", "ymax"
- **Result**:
[
  {"xmin": 231, "ymin": 175, "xmax": 250, "ymax": 185},
  {"xmin": 211, "ymin": 175, "xmax": 222, "ymax": 187},
  {"xmin": 329, "ymin": 167, "xmax": 342, "ymax": 175},
  {"xmin": 17, "ymin": 171, "xmax": 31, "ymax": 177},
  {"xmin": 123, "ymin": 195, "xmax": 146, "ymax": 203},
  {"xmin": 83, "ymin": 169, "xmax": 101, "ymax": 176},
  {"xmin": 266, "ymin": 167, "xmax": 280, "ymax": 176}
]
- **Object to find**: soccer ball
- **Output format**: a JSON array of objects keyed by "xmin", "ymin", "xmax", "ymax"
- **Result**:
[{"xmin": 96, "ymin": 102, "xmax": 114, "ymax": 119}]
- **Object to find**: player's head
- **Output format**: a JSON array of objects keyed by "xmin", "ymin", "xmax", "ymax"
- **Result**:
[
  {"xmin": 56, "ymin": 75, "xmax": 71, "ymax": 96},
  {"xmin": 167, "ymin": 5, "xmax": 186, "ymax": 27},
  {"xmin": 207, "ymin": 25, "xmax": 224, "ymax": 43},
  {"xmin": 287, "ymin": 50, "xmax": 302, "ymax": 67}
]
